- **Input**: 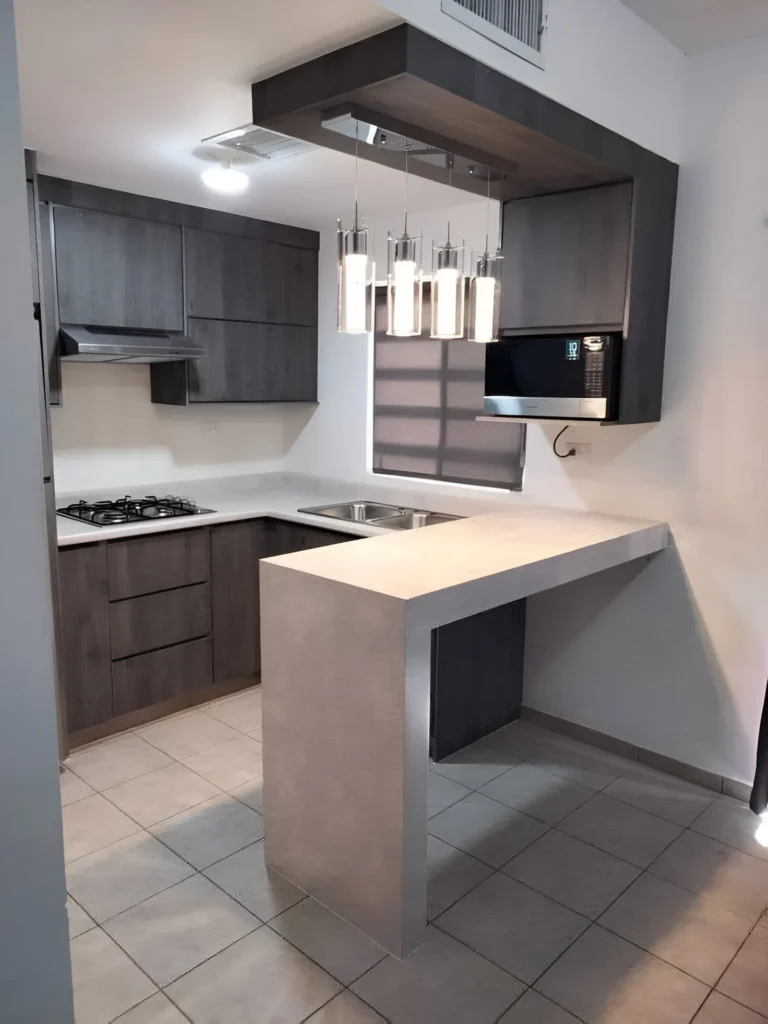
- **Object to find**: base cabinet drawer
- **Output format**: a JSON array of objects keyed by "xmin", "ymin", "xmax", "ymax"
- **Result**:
[
  {"xmin": 110, "ymin": 582, "xmax": 211, "ymax": 660},
  {"xmin": 112, "ymin": 637, "xmax": 213, "ymax": 716},
  {"xmin": 107, "ymin": 528, "xmax": 210, "ymax": 600}
]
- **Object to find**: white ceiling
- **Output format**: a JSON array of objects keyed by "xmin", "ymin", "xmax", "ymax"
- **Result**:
[
  {"xmin": 14, "ymin": 0, "xmax": 464, "ymax": 230},
  {"xmin": 620, "ymin": 0, "xmax": 768, "ymax": 54}
]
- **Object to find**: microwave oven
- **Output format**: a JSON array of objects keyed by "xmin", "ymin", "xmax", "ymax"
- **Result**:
[{"xmin": 484, "ymin": 333, "xmax": 621, "ymax": 421}]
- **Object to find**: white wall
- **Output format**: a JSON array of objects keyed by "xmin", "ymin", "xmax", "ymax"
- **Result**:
[{"xmin": 0, "ymin": 0, "xmax": 73, "ymax": 1019}]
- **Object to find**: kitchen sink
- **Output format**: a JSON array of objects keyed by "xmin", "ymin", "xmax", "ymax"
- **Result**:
[
  {"xmin": 298, "ymin": 501, "xmax": 403, "ymax": 523},
  {"xmin": 368, "ymin": 511, "xmax": 463, "ymax": 530}
]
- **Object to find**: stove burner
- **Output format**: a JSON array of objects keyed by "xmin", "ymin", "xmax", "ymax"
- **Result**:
[{"xmin": 56, "ymin": 495, "xmax": 216, "ymax": 528}]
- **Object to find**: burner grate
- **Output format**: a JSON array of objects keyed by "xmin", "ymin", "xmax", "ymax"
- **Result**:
[{"xmin": 56, "ymin": 495, "xmax": 216, "ymax": 527}]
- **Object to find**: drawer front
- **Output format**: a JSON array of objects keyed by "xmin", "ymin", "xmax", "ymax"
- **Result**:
[
  {"xmin": 107, "ymin": 528, "xmax": 210, "ymax": 600},
  {"xmin": 110, "ymin": 582, "xmax": 211, "ymax": 660},
  {"xmin": 112, "ymin": 637, "xmax": 213, "ymax": 716}
]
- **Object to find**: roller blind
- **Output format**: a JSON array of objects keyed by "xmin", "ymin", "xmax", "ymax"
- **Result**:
[{"xmin": 441, "ymin": 0, "xmax": 546, "ymax": 65}]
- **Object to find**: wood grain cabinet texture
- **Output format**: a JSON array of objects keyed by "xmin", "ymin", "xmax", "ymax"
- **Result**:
[
  {"xmin": 109, "ymin": 583, "xmax": 212, "ymax": 661},
  {"xmin": 107, "ymin": 529, "xmax": 210, "ymax": 600},
  {"xmin": 112, "ymin": 638, "xmax": 213, "ymax": 717}
]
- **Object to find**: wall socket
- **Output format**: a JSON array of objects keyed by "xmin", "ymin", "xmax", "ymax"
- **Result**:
[{"xmin": 568, "ymin": 442, "xmax": 592, "ymax": 461}]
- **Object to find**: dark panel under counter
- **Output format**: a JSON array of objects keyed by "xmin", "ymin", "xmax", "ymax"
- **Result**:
[
  {"xmin": 109, "ymin": 583, "xmax": 212, "ymax": 661},
  {"xmin": 107, "ymin": 528, "xmax": 210, "ymax": 600},
  {"xmin": 112, "ymin": 637, "xmax": 213, "ymax": 717}
]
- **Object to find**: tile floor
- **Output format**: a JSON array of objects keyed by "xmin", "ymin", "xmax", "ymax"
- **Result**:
[{"xmin": 61, "ymin": 691, "xmax": 768, "ymax": 1024}]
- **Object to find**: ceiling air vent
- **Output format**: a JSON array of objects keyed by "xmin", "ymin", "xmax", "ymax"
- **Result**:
[
  {"xmin": 202, "ymin": 125, "xmax": 316, "ymax": 161},
  {"xmin": 441, "ymin": 0, "xmax": 547, "ymax": 68}
]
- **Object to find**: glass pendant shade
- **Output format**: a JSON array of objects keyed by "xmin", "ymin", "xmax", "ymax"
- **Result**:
[
  {"xmin": 387, "ymin": 232, "xmax": 423, "ymax": 337},
  {"xmin": 430, "ymin": 241, "xmax": 465, "ymax": 339},
  {"xmin": 337, "ymin": 221, "xmax": 373, "ymax": 334},
  {"xmin": 468, "ymin": 250, "xmax": 503, "ymax": 344}
]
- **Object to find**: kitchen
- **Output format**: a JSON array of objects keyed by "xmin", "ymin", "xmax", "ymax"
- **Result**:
[{"xmin": 3, "ymin": 1, "xmax": 768, "ymax": 1023}]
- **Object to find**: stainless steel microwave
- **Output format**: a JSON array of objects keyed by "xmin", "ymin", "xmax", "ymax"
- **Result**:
[{"xmin": 484, "ymin": 333, "xmax": 621, "ymax": 421}]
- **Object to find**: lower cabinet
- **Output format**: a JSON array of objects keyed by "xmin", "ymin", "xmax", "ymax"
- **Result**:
[{"xmin": 112, "ymin": 638, "xmax": 213, "ymax": 717}]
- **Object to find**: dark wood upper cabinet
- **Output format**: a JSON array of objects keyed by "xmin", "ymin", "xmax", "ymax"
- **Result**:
[
  {"xmin": 184, "ymin": 228, "xmax": 318, "ymax": 326},
  {"xmin": 53, "ymin": 206, "xmax": 184, "ymax": 331},
  {"xmin": 500, "ymin": 182, "xmax": 632, "ymax": 333}
]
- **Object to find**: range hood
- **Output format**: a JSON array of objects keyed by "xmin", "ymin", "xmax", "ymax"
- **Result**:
[{"xmin": 59, "ymin": 325, "xmax": 205, "ymax": 364}]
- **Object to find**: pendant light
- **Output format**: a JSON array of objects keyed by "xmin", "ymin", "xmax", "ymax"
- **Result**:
[
  {"xmin": 337, "ymin": 121, "xmax": 373, "ymax": 335},
  {"xmin": 468, "ymin": 168, "xmax": 503, "ymax": 344},
  {"xmin": 431, "ymin": 157, "xmax": 465, "ymax": 340},
  {"xmin": 387, "ymin": 141, "xmax": 422, "ymax": 337}
]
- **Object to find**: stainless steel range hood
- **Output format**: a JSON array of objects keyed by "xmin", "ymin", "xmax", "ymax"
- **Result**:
[{"xmin": 59, "ymin": 325, "xmax": 205, "ymax": 364}]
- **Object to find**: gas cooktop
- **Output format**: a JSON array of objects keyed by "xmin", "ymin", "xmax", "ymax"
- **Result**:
[{"xmin": 56, "ymin": 495, "xmax": 216, "ymax": 528}]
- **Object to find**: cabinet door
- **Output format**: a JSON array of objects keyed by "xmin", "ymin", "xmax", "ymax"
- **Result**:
[
  {"xmin": 53, "ymin": 206, "xmax": 184, "ymax": 330},
  {"xmin": 113, "ymin": 638, "xmax": 213, "ymax": 717},
  {"xmin": 187, "ymin": 318, "xmax": 317, "ymax": 403},
  {"xmin": 268, "ymin": 520, "xmax": 356, "ymax": 554},
  {"xmin": 500, "ymin": 181, "xmax": 632, "ymax": 332},
  {"xmin": 184, "ymin": 229, "xmax": 318, "ymax": 326},
  {"xmin": 58, "ymin": 544, "xmax": 112, "ymax": 732},
  {"xmin": 211, "ymin": 521, "xmax": 264, "ymax": 684}
]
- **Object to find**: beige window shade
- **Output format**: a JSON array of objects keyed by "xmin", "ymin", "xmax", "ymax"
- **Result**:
[{"xmin": 372, "ymin": 284, "xmax": 526, "ymax": 490}]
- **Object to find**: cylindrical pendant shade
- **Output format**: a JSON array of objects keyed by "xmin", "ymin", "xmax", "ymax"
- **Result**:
[
  {"xmin": 431, "ymin": 242, "xmax": 465, "ymax": 339},
  {"xmin": 387, "ymin": 233, "xmax": 423, "ymax": 337},
  {"xmin": 468, "ymin": 250, "xmax": 502, "ymax": 344},
  {"xmin": 337, "ymin": 222, "xmax": 373, "ymax": 334}
]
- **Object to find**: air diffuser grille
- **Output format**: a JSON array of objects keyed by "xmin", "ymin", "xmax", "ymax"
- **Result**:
[{"xmin": 203, "ymin": 125, "xmax": 316, "ymax": 161}]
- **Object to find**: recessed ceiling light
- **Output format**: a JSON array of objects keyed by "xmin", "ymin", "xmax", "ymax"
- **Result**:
[{"xmin": 200, "ymin": 164, "xmax": 249, "ymax": 195}]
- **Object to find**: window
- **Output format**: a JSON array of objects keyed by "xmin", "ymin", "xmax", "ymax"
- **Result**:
[
  {"xmin": 441, "ymin": 0, "xmax": 547, "ymax": 69},
  {"xmin": 372, "ymin": 285, "xmax": 526, "ymax": 491}
]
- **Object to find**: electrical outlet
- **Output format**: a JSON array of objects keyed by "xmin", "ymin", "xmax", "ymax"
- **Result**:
[{"xmin": 568, "ymin": 442, "xmax": 592, "ymax": 461}]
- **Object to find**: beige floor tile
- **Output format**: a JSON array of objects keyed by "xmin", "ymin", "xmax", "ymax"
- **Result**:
[
  {"xmin": 62, "ymin": 794, "xmax": 141, "ymax": 863},
  {"xmin": 166, "ymin": 927, "xmax": 341, "ymax": 1024},
  {"xmin": 504, "ymin": 829, "xmax": 641, "ymax": 919},
  {"xmin": 271, "ymin": 898, "xmax": 386, "ymax": 985},
  {"xmin": 536, "ymin": 924, "xmax": 708, "ymax": 1024},
  {"xmin": 480, "ymin": 764, "xmax": 594, "ymax": 826},
  {"xmin": 427, "ymin": 834, "xmax": 493, "ymax": 919},
  {"xmin": 559, "ymin": 793, "xmax": 683, "ymax": 868},
  {"xmin": 603, "ymin": 767, "xmax": 716, "ymax": 827},
  {"xmin": 203, "ymin": 839, "xmax": 305, "ymax": 921},
  {"xmin": 60, "ymin": 767, "xmax": 95, "ymax": 806},
  {"xmin": 135, "ymin": 710, "xmax": 241, "ymax": 760},
  {"xmin": 66, "ymin": 735, "xmax": 171, "ymax": 792},
  {"xmin": 436, "ymin": 872, "xmax": 588, "ymax": 984},
  {"xmin": 427, "ymin": 772, "xmax": 472, "ymax": 818},
  {"xmin": 181, "ymin": 734, "xmax": 262, "ymax": 791},
  {"xmin": 104, "ymin": 762, "xmax": 220, "ymax": 827},
  {"xmin": 695, "ymin": 991, "xmax": 768, "ymax": 1023},
  {"xmin": 205, "ymin": 688, "xmax": 262, "ymax": 733},
  {"xmin": 104, "ymin": 874, "xmax": 259, "ymax": 987},
  {"xmin": 499, "ymin": 989, "xmax": 582, "ymax": 1023},
  {"xmin": 149, "ymin": 793, "xmax": 263, "ymax": 869},
  {"xmin": 650, "ymin": 830, "xmax": 768, "ymax": 922},
  {"xmin": 717, "ymin": 926, "xmax": 768, "ymax": 1016},
  {"xmin": 430, "ymin": 746, "xmax": 519, "ymax": 790},
  {"xmin": 305, "ymin": 991, "xmax": 387, "ymax": 1023},
  {"xmin": 692, "ymin": 797, "xmax": 768, "ymax": 863},
  {"xmin": 66, "ymin": 831, "xmax": 194, "ymax": 923},
  {"xmin": 351, "ymin": 926, "xmax": 524, "ymax": 1024},
  {"xmin": 113, "ymin": 993, "xmax": 189, "ymax": 1023},
  {"xmin": 599, "ymin": 872, "xmax": 752, "ymax": 984},
  {"xmin": 67, "ymin": 896, "xmax": 96, "ymax": 939},
  {"xmin": 70, "ymin": 928, "xmax": 156, "ymax": 1024},
  {"xmin": 527, "ymin": 742, "xmax": 632, "ymax": 792},
  {"xmin": 428, "ymin": 791, "xmax": 549, "ymax": 868},
  {"xmin": 229, "ymin": 777, "xmax": 263, "ymax": 814}
]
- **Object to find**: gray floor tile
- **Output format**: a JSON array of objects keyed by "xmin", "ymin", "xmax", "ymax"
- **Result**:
[
  {"xmin": 271, "ymin": 898, "xmax": 386, "ymax": 985},
  {"xmin": 504, "ymin": 829, "xmax": 641, "ymax": 919},
  {"xmin": 181, "ymin": 734, "xmax": 263, "ymax": 791},
  {"xmin": 692, "ymin": 797, "xmax": 768, "ymax": 863},
  {"xmin": 427, "ymin": 834, "xmax": 493, "ymax": 919},
  {"xmin": 351, "ymin": 926, "xmax": 524, "ymax": 1024},
  {"xmin": 149, "ymin": 793, "xmax": 264, "ymax": 869},
  {"xmin": 527, "ymin": 741, "xmax": 632, "ymax": 792},
  {"xmin": 104, "ymin": 763, "xmax": 221, "ymax": 828},
  {"xmin": 67, "ymin": 896, "xmax": 96, "ymax": 939},
  {"xmin": 559, "ymin": 793, "xmax": 683, "ymax": 868},
  {"xmin": 599, "ymin": 872, "xmax": 752, "ymax": 984},
  {"xmin": 604, "ymin": 767, "xmax": 716, "ymax": 827},
  {"xmin": 229, "ymin": 778, "xmax": 263, "ymax": 814},
  {"xmin": 427, "ymin": 772, "xmax": 472, "ymax": 818},
  {"xmin": 429, "ymin": 791, "xmax": 549, "ymax": 868},
  {"xmin": 650, "ymin": 830, "xmax": 768, "ymax": 922},
  {"xmin": 66, "ymin": 831, "xmax": 194, "ymax": 923},
  {"xmin": 60, "ymin": 767, "xmax": 95, "ymax": 806},
  {"xmin": 103, "ymin": 875, "xmax": 259, "ymax": 987},
  {"xmin": 62, "ymin": 793, "xmax": 142, "ymax": 863},
  {"xmin": 473, "ymin": 720, "xmax": 553, "ymax": 760},
  {"xmin": 66, "ymin": 735, "xmax": 171, "ymax": 792},
  {"xmin": 304, "ymin": 991, "xmax": 387, "ymax": 1022},
  {"xmin": 436, "ymin": 873, "xmax": 588, "ymax": 984},
  {"xmin": 536, "ymin": 924, "xmax": 708, "ymax": 1024},
  {"xmin": 135, "ymin": 710, "xmax": 241, "ymax": 760},
  {"xmin": 695, "ymin": 991, "xmax": 768, "ymax": 1023},
  {"xmin": 499, "ymin": 989, "xmax": 582, "ymax": 1023},
  {"xmin": 166, "ymin": 927, "xmax": 341, "ymax": 1024},
  {"xmin": 430, "ymin": 746, "xmax": 519, "ymax": 790},
  {"xmin": 113, "ymin": 993, "xmax": 190, "ymax": 1023},
  {"xmin": 480, "ymin": 764, "xmax": 594, "ymax": 826},
  {"xmin": 205, "ymin": 688, "xmax": 262, "ymax": 733},
  {"xmin": 717, "ymin": 926, "xmax": 768, "ymax": 1016},
  {"xmin": 70, "ymin": 928, "xmax": 157, "ymax": 1024},
  {"xmin": 203, "ymin": 839, "xmax": 305, "ymax": 921}
]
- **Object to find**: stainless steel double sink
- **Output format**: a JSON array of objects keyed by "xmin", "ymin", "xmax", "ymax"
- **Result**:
[{"xmin": 298, "ymin": 501, "xmax": 463, "ymax": 531}]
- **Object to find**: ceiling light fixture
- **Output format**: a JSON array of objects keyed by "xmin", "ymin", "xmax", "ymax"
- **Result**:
[
  {"xmin": 387, "ymin": 141, "xmax": 422, "ymax": 337},
  {"xmin": 337, "ymin": 121, "xmax": 373, "ymax": 335},
  {"xmin": 431, "ymin": 156, "xmax": 465, "ymax": 340},
  {"xmin": 468, "ymin": 168, "xmax": 502, "ymax": 344},
  {"xmin": 200, "ymin": 163, "xmax": 249, "ymax": 195}
]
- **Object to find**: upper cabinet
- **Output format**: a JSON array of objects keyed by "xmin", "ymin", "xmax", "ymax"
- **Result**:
[
  {"xmin": 184, "ymin": 229, "xmax": 318, "ymax": 326},
  {"xmin": 53, "ymin": 206, "xmax": 184, "ymax": 331}
]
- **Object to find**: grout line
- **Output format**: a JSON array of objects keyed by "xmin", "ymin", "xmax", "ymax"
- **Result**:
[{"xmin": 76, "ymin": 924, "xmax": 163, "ymax": 1018}]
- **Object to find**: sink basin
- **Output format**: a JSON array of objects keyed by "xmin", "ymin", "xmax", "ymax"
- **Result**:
[
  {"xmin": 368, "ymin": 511, "xmax": 463, "ymax": 530},
  {"xmin": 298, "ymin": 501, "xmax": 403, "ymax": 523}
]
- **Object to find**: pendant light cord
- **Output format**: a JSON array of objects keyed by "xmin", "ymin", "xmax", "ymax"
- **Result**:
[
  {"xmin": 354, "ymin": 120, "xmax": 360, "ymax": 231},
  {"xmin": 485, "ymin": 166, "xmax": 491, "ymax": 254},
  {"xmin": 404, "ymin": 139, "xmax": 409, "ymax": 236}
]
